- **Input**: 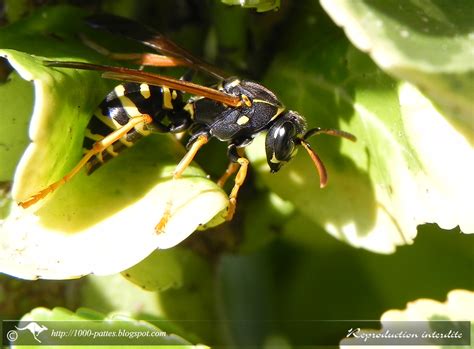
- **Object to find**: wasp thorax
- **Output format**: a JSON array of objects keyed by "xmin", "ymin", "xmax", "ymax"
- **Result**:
[{"xmin": 265, "ymin": 110, "xmax": 307, "ymax": 172}]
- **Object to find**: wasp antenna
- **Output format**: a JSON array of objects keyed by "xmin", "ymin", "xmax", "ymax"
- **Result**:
[
  {"xmin": 300, "ymin": 140, "xmax": 328, "ymax": 188},
  {"xmin": 304, "ymin": 127, "xmax": 357, "ymax": 142}
]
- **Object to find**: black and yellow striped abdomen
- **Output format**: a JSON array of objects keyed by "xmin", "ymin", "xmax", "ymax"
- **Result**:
[{"xmin": 84, "ymin": 82, "xmax": 187, "ymax": 173}]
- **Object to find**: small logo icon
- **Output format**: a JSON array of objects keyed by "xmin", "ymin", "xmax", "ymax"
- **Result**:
[
  {"xmin": 14, "ymin": 322, "xmax": 49, "ymax": 343},
  {"xmin": 6, "ymin": 330, "xmax": 18, "ymax": 342}
]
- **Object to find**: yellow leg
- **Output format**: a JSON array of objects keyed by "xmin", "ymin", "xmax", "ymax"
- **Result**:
[
  {"xmin": 217, "ymin": 162, "xmax": 240, "ymax": 187},
  {"xmin": 19, "ymin": 115, "xmax": 152, "ymax": 209},
  {"xmin": 225, "ymin": 156, "xmax": 249, "ymax": 221},
  {"xmin": 172, "ymin": 135, "xmax": 209, "ymax": 179},
  {"xmin": 155, "ymin": 135, "xmax": 209, "ymax": 233}
]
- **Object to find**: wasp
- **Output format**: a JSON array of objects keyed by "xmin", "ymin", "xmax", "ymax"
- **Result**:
[{"xmin": 19, "ymin": 14, "xmax": 356, "ymax": 232}]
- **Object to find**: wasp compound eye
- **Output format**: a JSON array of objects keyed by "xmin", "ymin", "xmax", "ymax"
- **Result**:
[{"xmin": 265, "ymin": 120, "xmax": 298, "ymax": 173}]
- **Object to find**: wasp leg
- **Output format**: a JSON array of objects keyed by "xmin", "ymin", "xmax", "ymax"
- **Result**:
[
  {"xmin": 224, "ymin": 144, "xmax": 249, "ymax": 221},
  {"xmin": 80, "ymin": 33, "xmax": 188, "ymax": 68},
  {"xmin": 217, "ymin": 162, "xmax": 239, "ymax": 188},
  {"xmin": 155, "ymin": 134, "xmax": 209, "ymax": 233},
  {"xmin": 217, "ymin": 138, "xmax": 252, "ymax": 188},
  {"xmin": 173, "ymin": 134, "xmax": 209, "ymax": 179},
  {"xmin": 19, "ymin": 114, "xmax": 153, "ymax": 209},
  {"xmin": 226, "ymin": 160, "xmax": 249, "ymax": 221}
]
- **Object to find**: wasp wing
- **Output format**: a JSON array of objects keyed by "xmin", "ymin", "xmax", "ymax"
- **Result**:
[
  {"xmin": 86, "ymin": 14, "xmax": 226, "ymax": 79},
  {"xmin": 44, "ymin": 61, "xmax": 242, "ymax": 107}
]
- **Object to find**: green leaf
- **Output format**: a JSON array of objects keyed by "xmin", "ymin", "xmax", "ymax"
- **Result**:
[
  {"xmin": 239, "ymin": 191, "xmax": 294, "ymax": 253},
  {"xmin": 0, "ymin": 133, "xmax": 227, "ymax": 279},
  {"xmin": 245, "ymin": 1, "xmax": 474, "ymax": 253},
  {"xmin": 0, "ymin": 71, "xmax": 32, "ymax": 181},
  {"xmin": 0, "ymin": 50, "xmax": 111, "ymax": 202},
  {"xmin": 4, "ymin": 0, "xmax": 31, "ymax": 23},
  {"xmin": 276, "ymin": 221, "xmax": 474, "ymax": 319},
  {"xmin": 79, "ymin": 274, "xmax": 163, "ymax": 317},
  {"xmin": 106, "ymin": 248, "xmax": 218, "ymax": 343},
  {"xmin": 220, "ymin": 0, "xmax": 280, "ymax": 12},
  {"xmin": 121, "ymin": 247, "xmax": 211, "ymax": 292},
  {"xmin": 217, "ymin": 252, "xmax": 277, "ymax": 347},
  {"xmin": 320, "ymin": 0, "xmax": 474, "ymax": 142},
  {"xmin": 216, "ymin": 221, "xmax": 473, "ymax": 345},
  {"xmin": 0, "ymin": 6, "xmax": 228, "ymax": 280}
]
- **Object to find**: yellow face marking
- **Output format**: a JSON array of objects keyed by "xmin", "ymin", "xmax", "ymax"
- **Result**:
[
  {"xmin": 236, "ymin": 115, "xmax": 250, "ymax": 125},
  {"xmin": 162, "ymin": 87, "xmax": 173, "ymax": 109},
  {"xmin": 171, "ymin": 90, "xmax": 178, "ymax": 100},
  {"xmin": 140, "ymin": 83, "xmax": 151, "ymax": 99},
  {"xmin": 270, "ymin": 153, "xmax": 280, "ymax": 164}
]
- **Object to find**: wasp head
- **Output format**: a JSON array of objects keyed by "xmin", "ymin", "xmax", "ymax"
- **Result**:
[
  {"xmin": 265, "ymin": 110, "xmax": 306, "ymax": 173},
  {"xmin": 265, "ymin": 110, "xmax": 356, "ymax": 188}
]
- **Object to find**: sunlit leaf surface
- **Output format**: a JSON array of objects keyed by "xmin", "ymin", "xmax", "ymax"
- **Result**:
[
  {"xmin": 320, "ymin": 0, "xmax": 474, "ymax": 141},
  {"xmin": 245, "ymin": 2, "xmax": 474, "ymax": 253}
]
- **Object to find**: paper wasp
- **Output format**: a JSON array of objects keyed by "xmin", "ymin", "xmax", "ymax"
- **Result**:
[{"xmin": 18, "ymin": 14, "xmax": 356, "ymax": 232}]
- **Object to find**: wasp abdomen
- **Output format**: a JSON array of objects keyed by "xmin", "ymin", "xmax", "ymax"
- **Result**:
[{"xmin": 83, "ymin": 82, "xmax": 183, "ymax": 174}]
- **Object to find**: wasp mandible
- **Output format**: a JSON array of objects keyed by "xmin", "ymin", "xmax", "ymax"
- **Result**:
[{"xmin": 19, "ymin": 14, "xmax": 356, "ymax": 232}]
